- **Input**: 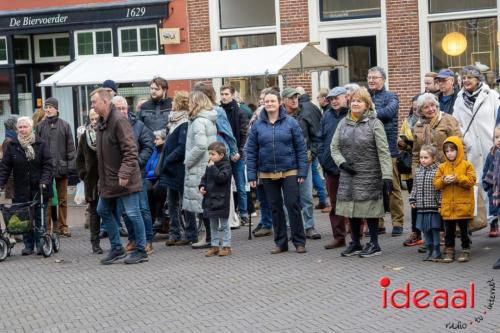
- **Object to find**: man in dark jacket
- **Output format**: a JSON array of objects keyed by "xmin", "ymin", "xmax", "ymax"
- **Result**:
[
  {"xmin": 282, "ymin": 87, "xmax": 321, "ymax": 239},
  {"xmin": 113, "ymin": 95, "xmax": 155, "ymax": 255},
  {"xmin": 220, "ymin": 85, "xmax": 249, "ymax": 224},
  {"xmin": 138, "ymin": 76, "xmax": 172, "ymax": 131},
  {"xmin": 436, "ymin": 69, "xmax": 459, "ymax": 115},
  {"xmin": 317, "ymin": 87, "xmax": 349, "ymax": 249},
  {"xmin": 91, "ymin": 88, "xmax": 148, "ymax": 265},
  {"xmin": 2, "ymin": 115, "xmax": 18, "ymax": 200},
  {"xmin": 367, "ymin": 66, "xmax": 404, "ymax": 236},
  {"xmin": 36, "ymin": 97, "xmax": 76, "ymax": 237},
  {"xmin": 297, "ymin": 87, "xmax": 329, "ymax": 211}
]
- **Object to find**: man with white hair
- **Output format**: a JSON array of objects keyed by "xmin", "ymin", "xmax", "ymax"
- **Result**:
[{"xmin": 113, "ymin": 95, "xmax": 155, "ymax": 255}]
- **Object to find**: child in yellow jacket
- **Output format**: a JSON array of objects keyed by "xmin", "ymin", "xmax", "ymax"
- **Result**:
[{"xmin": 433, "ymin": 136, "xmax": 476, "ymax": 263}]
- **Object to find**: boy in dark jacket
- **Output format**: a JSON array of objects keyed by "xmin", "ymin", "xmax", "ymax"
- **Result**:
[{"xmin": 200, "ymin": 142, "xmax": 233, "ymax": 257}]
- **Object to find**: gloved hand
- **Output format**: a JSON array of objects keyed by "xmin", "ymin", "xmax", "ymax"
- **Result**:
[
  {"xmin": 339, "ymin": 162, "xmax": 357, "ymax": 176},
  {"xmin": 382, "ymin": 179, "xmax": 393, "ymax": 213}
]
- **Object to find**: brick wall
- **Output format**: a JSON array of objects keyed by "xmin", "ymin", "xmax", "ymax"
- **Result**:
[
  {"xmin": 279, "ymin": 0, "xmax": 312, "ymax": 94},
  {"xmin": 386, "ymin": 0, "xmax": 421, "ymax": 121},
  {"xmin": 186, "ymin": 0, "xmax": 211, "ymax": 53}
]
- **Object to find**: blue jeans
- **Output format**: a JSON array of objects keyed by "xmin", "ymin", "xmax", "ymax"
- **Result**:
[
  {"xmin": 97, "ymin": 192, "xmax": 146, "ymax": 251},
  {"xmin": 311, "ymin": 158, "xmax": 328, "ymax": 204},
  {"xmin": 120, "ymin": 179, "xmax": 153, "ymax": 242},
  {"xmin": 300, "ymin": 165, "xmax": 315, "ymax": 230},
  {"xmin": 183, "ymin": 211, "xmax": 199, "ymax": 242},
  {"xmin": 23, "ymin": 202, "xmax": 47, "ymax": 250},
  {"xmin": 168, "ymin": 188, "xmax": 187, "ymax": 241},
  {"xmin": 210, "ymin": 218, "xmax": 231, "ymax": 247},
  {"xmin": 232, "ymin": 159, "xmax": 247, "ymax": 217},
  {"xmin": 257, "ymin": 185, "xmax": 272, "ymax": 229}
]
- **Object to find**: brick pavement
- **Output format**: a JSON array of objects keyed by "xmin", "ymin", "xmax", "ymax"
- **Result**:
[{"xmin": 0, "ymin": 194, "xmax": 499, "ymax": 333}]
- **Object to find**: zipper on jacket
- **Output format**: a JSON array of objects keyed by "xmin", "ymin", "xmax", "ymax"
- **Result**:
[{"xmin": 272, "ymin": 124, "xmax": 277, "ymax": 172}]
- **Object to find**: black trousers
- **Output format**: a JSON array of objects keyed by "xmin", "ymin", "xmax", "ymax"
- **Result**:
[
  {"xmin": 88, "ymin": 200, "xmax": 100, "ymax": 244},
  {"xmin": 444, "ymin": 219, "xmax": 470, "ymax": 249},
  {"xmin": 262, "ymin": 176, "xmax": 305, "ymax": 249}
]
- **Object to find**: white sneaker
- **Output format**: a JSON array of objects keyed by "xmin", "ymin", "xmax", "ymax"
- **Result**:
[{"xmin": 251, "ymin": 212, "xmax": 258, "ymax": 217}]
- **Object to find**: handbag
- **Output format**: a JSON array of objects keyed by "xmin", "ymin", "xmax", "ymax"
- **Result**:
[
  {"xmin": 470, "ymin": 185, "xmax": 488, "ymax": 232},
  {"xmin": 396, "ymin": 151, "xmax": 412, "ymax": 174}
]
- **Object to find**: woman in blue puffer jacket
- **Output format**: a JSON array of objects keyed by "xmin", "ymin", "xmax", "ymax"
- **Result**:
[{"xmin": 245, "ymin": 89, "xmax": 308, "ymax": 254}]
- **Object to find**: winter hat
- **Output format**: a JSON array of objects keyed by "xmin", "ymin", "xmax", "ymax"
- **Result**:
[
  {"xmin": 102, "ymin": 79, "xmax": 118, "ymax": 94},
  {"xmin": 44, "ymin": 97, "xmax": 58, "ymax": 110}
]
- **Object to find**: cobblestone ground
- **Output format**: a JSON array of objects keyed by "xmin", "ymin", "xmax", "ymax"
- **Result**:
[{"xmin": 0, "ymin": 194, "xmax": 499, "ymax": 333}]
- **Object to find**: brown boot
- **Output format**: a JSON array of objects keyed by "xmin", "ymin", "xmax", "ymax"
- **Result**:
[
  {"xmin": 441, "ymin": 247, "xmax": 455, "ymax": 263},
  {"xmin": 125, "ymin": 240, "xmax": 136, "ymax": 253},
  {"xmin": 145, "ymin": 241, "xmax": 154, "ymax": 255},
  {"xmin": 205, "ymin": 246, "xmax": 219, "ymax": 257},
  {"xmin": 324, "ymin": 239, "xmax": 346, "ymax": 250},
  {"xmin": 218, "ymin": 247, "xmax": 232, "ymax": 257}
]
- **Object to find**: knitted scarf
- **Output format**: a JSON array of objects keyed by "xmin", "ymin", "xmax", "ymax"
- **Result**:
[
  {"xmin": 463, "ymin": 83, "xmax": 483, "ymax": 111},
  {"xmin": 85, "ymin": 124, "xmax": 97, "ymax": 151},
  {"xmin": 167, "ymin": 110, "xmax": 188, "ymax": 135},
  {"xmin": 18, "ymin": 132, "xmax": 36, "ymax": 161}
]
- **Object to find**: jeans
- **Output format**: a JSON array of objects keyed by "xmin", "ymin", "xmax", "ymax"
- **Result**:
[
  {"xmin": 23, "ymin": 202, "xmax": 48, "ymax": 250},
  {"xmin": 210, "ymin": 218, "xmax": 231, "ymax": 247},
  {"xmin": 262, "ymin": 176, "xmax": 305, "ymax": 249},
  {"xmin": 311, "ymin": 158, "xmax": 328, "ymax": 204},
  {"xmin": 231, "ymin": 159, "xmax": 247, "ymax": 217},
  {"xmin": 444, "ymin": 219, "xmax": 470, "ymax": 249},
  {"xmin": 168, "ymin": 188, "xmax": 184, "ymax": 241},
  {"xmin": 183, "ymin": 211, "xmax": 200, "ymax": 242},
  {"xmin": 299, "ymin": 165, "xmax": 315, "ymax": 230},
  {"xmin": 424, "ymin": 228, "xmax": 440, "ymax": 247},
  {"xmin": 256, "ymin": 185, "xmax": 272, "ymax": 229},
  {"xmin": 120, "ymin": 179, "xmax": 153, "ymax": 242},
  {"xmin": 98, "ymin": 192, "xmax": 146, "ymax": 251},
  {"xmin": 324, "ymin": 174, "xmax": 347, "ymax": 241}
]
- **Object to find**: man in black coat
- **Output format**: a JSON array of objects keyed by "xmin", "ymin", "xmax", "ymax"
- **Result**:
[
  {"xmin": 139, "ymin": 77, "xmax": 172, "ymax": 131},
  {"xmin": 220, "ymin": 85, "xmax": 249, "ymax": 225}
]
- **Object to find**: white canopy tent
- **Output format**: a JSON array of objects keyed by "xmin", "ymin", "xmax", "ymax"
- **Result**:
[{"xmin": 39, "ymin": 42, "xmax": 343, "ymax": 87}]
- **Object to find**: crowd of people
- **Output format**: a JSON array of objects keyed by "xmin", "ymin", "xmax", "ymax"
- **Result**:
[{"xmin": 1, "ymin": 64, "xmax": 500, "ymax": 269}]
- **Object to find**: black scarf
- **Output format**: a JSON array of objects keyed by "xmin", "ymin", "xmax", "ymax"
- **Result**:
[{"xmin": 463, "ymin": 83, "xmax": 483, "ymax": 111}]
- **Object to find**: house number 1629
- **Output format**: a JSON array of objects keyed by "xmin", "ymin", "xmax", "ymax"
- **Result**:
[{"xmin": 126, "ymin": 7, "xmax": 146, "ymax": 17}]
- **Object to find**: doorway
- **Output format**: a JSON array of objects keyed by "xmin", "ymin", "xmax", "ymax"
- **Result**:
[{"xmin": 328, "ymin": 36, "xmax": 377, "ymax": 87}]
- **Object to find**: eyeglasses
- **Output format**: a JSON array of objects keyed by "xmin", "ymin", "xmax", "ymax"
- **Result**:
[{"xmin": 367, "ymin": 76, "xmax": 383, "ymax": 81}]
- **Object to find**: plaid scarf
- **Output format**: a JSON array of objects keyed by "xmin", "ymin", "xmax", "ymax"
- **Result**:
[
  {"xmin": 18, "ymin": 132, "xmax": 36, "ymax": 161},
  {"xmin": 85, "ymin": 124, "xmax": 97, "ymax": 151},
  {"xmin": 463, "ymin": 83, "xmax": 483, "ymax": 111}
]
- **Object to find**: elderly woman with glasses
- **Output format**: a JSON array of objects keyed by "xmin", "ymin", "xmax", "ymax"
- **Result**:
[{"xmin": 0, "ymin": 117, "xmax": 52, "ymax": 255}]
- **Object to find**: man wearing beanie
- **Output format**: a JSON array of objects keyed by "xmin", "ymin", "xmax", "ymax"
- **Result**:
[{"xmin": 37, "ymin": 97, "xmax": 76, "ymax": 237}]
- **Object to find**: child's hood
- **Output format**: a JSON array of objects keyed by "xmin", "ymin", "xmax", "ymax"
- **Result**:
[{"xmin": 443, "ymin": 136, "xmax": 464, "ymax": 165}]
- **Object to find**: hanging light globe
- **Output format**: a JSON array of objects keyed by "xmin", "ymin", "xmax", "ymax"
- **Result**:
[{"xmin": 441, "ymin": 32, "xmax": 467, "ymax": 56}]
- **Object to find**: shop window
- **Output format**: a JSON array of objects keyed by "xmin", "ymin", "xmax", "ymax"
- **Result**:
[
  {"xmin": 0, "ymin": 69, "xmax": 12, "ymax": 141},
  {"xmin": 219, "ymin": 0, "xmax": 275, "ymax": 29},
  {"xmin": 34, "ymin": 34, "xmax": 70, "ymax": 63},
  {"xmin": 429, "ymin": 0, "xmax": 495, "ymax": 14},
  {"xmin": 14, "ymin": 36, "xmax": 31, "ymax": 63},
  {"xmin": 220, "ymin": 33, "xmax": 276, "ymax": 50},
  {"xmin": 119, "ymin": 26, "xmax": 158, "ymax": 55},
  {"xmin": 430, "ymin": 17, "xmax": 498, "ymax": 85},
  {"xmin": 75, "ymin": 30, "xmax": 112, "ymax": 57},
  {"xmin": 320, "ymin": 0, "xmax": 381, "ymax": 21},
  {"xmin": 0, "ymin": 37, "xmax": 7, "ymax": 64}
]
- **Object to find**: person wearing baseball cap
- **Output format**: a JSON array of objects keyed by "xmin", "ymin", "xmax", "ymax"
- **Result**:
[
  {"xmin": 319, "ymin": 86, "xmax": 349, "ymax": 250},
  {"xmin": 282, "ymin": 87, "xmax": 322, "ymax": 240},
  {"xmin": 37, "ymin": 97, "xmax": 76, "ymax": 237},
  {"xmin": 436, "ymin": 69, "xmax": 459, "ymax": 115}
]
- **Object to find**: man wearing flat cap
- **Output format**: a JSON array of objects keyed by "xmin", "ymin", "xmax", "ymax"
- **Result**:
[
  {"xmin": 37, "ymin": 97, "xmax": 76, "ymax": 237},
  {"xmin": 282, "ymin": 87, "xmax": 322, "ymax": 240}
]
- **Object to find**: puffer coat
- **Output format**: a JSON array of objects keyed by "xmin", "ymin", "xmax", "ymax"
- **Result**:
[{"xmin": 182, "ymin": 109, "xmax": 218, "ymax": 213}]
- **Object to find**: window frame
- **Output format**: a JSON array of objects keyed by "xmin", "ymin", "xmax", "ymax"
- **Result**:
[
  {"xmin": 218, "ymin": 0, "xmax": 277, "ymax": 30},
  {"xmin": 118, "ymin": 25, "xmax": 159, "ymax": 56},
  {"xmin": 0, "ymin": 36, "xmax": 7, "ymax": 64},
  {"xmin": 74, "ymin": 28, "xmax": 113, "ymax": 58},
  {"xmin": 14, "ymin": 35, "xmax": 32, "ymax": 64},
  {"xmin": 34, "ymin": 33, "xmax": 70, "ymax": 63},
  {"xmin": 427, "ymin": 0, "xmax": 496, "ymax": 15},
  {"xmin": 319, "ymin": 0, "xmax": 382, "ymax": 22}
]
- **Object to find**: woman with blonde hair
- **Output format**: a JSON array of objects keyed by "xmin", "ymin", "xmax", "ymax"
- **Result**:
[{"xmin": 182, "ymin": 90, "xmax": 218, "ymax": 247}]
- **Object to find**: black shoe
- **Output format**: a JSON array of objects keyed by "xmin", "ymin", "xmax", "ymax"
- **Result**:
[
  {"xmin": 100, "ymin": 247, "xmax": 126, "ymax": 265},
  {"xmin": 391, "ymin": 226, "xmax": 403, "ymax": 237},
  {"xmin": 124, "ymin": 250, "xmax": 149, "ymax": 264},
  {"xmin": 119, "ymin": 227, "xmax": 128, "ymax": 237},
  {"xmin": 493, "ymin": 258, "xmax": 500, "ymax": 269},
  {"xmin": 240, "ymin": 216, "xmax": 250, "ymax": 226},
  {"xmin": 305, "ymin": 227, "xmax": 322, "ymax": 240},
  {"xmin": 252, "ymin": 224, "xmax": 262, "ymax": 235},
  {"xmin": 341, "ymin": 242, "xmax": 363, "ymax": 257},
  {"xmin": 22, "ymin": 248, "xmax": 34, "ymax": 256},
  {"xmin": 92, "ymin": 243, "xmax": 103, "ymax": 254},
  {"xmin": 359, "ymin": 242, "xmax": 382, "ymax": 258},
  {"xmin": 99, "ymin": 230, "xmax": 108, "ymax": 239}
]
